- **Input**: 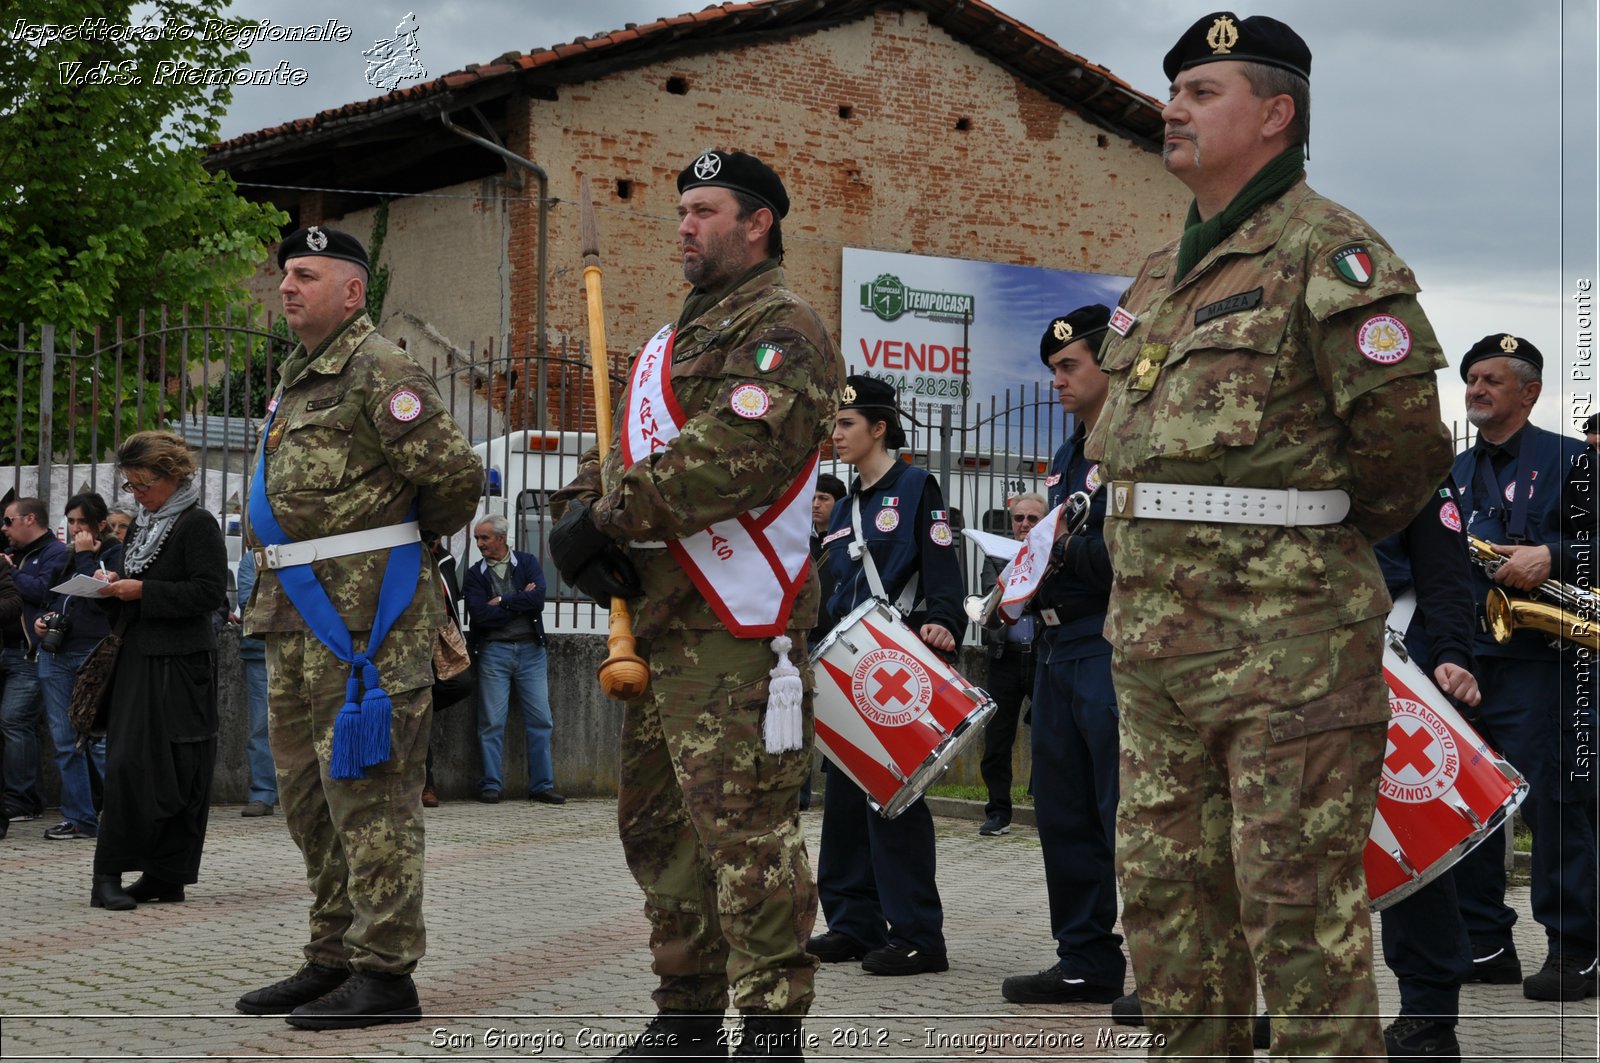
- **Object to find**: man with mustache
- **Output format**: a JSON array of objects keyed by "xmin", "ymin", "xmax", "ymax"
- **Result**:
[
  {"xmin": 552, "ymin": 150, "xmax": 843, "ymax": 1060},
  {"xmin": 1085, "ymin": 12, "xmax": 1453, "ymax": 1059},
  {"xmin": 1448, "ymin": 334, "xmax": 1597, "ymax": 1006}
]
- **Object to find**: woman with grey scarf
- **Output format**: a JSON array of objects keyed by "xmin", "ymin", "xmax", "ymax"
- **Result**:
[{"xmin": 90, "ymin": 431, "xmax": 227, "ymax": 911}]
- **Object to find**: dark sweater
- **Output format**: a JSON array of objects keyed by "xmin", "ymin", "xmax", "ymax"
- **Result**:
[{"xmin": 109, "ymin": 506, "xmax": 227, "ymax": 657}]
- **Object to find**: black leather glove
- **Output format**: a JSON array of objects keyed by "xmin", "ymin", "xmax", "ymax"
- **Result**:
[{"xmin": 549, "ymin": 499, "xmax": 642, "ymax": 601}]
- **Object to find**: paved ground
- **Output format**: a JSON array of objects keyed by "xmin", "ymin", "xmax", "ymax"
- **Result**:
[{"xmin": 1, "ymin": 797, "xmax": 1594, "ymax": 1061}]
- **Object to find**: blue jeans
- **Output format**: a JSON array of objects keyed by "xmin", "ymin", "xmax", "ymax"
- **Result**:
[
  {"xmin": 1, "ymin": 646, "xmax": 45, "ymax": 816},
  {"xmin": 475, "ymin": 640, "xmax": 554, "ymax": 795},
  {"xmin": 37, "ymin": 647, "xmax": 107, "ymax": 831},
  {"xmin": 242, "ymin": 649, "xmax": 277, "ymax": 804}
]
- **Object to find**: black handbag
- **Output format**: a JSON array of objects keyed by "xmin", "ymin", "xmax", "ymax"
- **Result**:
[{"xmin": 70, "ymin": 618, "xmax": 126, "ymax": 742}]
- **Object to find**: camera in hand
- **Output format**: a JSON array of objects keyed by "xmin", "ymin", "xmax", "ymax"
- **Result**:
[{"xmin": 38, "ymin": 610, "xmax": 71, "ymax": 653}]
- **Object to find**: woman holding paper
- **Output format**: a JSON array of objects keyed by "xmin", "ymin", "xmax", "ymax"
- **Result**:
[
  {"xmin": 807, "ymin": 374, "xmax": 965, "ymax": 976},
  {"xmin": 34, "ymin": 492, "xmax": 122, "ymax": 842},
  {"xmin": 88, "ymin": 431, "xmax": 227, "ymax": 911}
]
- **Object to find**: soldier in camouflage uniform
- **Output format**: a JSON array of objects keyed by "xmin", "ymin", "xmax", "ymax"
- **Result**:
[
  {"xmin": 1085, "ymin": 14, "xmax": 1453, "ymax": 1059},
  {"xmin": 235, "ymin": 226, "xmax": 481, "ymax": 1030},
  {"xmin": 552, "ymin": 150, "xmax": 843, "ymax": 1061}
]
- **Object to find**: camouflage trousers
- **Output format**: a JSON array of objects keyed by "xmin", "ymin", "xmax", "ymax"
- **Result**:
[
  {"xmin": 619, "ymin": 628, "xmax": 820, "ymax": 1016},
  {"xmin": 266, "ymin": 628, "xmax": 434, "ymax": 976},
  {"xmin": 1113, "ymin": 616, "xmax": 1389, "ymax": 1061}
]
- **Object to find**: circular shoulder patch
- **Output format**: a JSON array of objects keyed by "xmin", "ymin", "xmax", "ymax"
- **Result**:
[
  {"xmin": 1085, "ymin": 463, "xmax": 1102, "ymax": 492},
  {"xmin": 729, "ymin": 383, "xmax": 771, "ymax": 420},
  {"xmin": 929, "ymin": 521, "xmax": 953, "ymax": 547},
  {"xmin": 1357, "ymin": 314, "xmax": 1412, "ymax": 365},
  {"xmin": 389, "ymin": 388, "xmax": 424, "ymax": 422},
  {"xmin": 1439, "ymin": 500, "xmax": 1461, "ymax": 532},
  {"xmin": 874, "ymin": 508, "xmax": 900, "ymax": 533}
]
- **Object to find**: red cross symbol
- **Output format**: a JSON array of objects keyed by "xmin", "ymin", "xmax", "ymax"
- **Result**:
[
  {"xmin": 872, "ymin": 665, "xmax": 914, "ymax": 707},
  {"xmin": 1386, "ymin": 722, "xmax": 1437, "ymax": 776}
]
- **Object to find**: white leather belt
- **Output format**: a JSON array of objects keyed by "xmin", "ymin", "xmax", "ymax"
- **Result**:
[
  {"xmin": 252, "ymin": 521, "xmax": 421, "ymax": 570},
  {"xmin": 1108, "ymin": 482, "xmax": 1350, "ymax": 527}
]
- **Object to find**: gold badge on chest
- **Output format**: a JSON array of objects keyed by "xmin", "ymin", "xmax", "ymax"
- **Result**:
[{"xmin": 1130, "ymin": 343, "xmax": 1170, "ymax": 392}]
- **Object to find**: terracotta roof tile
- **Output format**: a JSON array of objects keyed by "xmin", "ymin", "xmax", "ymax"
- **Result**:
[{"xmin": 207, "ymin": 0, "xmax": 1162, "ymax": 157}]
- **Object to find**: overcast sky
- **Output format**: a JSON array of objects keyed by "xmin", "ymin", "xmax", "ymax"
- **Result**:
[{"xmin": 206, "ymin": 0, "xmax": 1598, "ymax": 436}]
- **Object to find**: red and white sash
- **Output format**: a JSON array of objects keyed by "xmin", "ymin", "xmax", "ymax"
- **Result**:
[{"xmin": 620, "ymin": 324, "xmax": 818, "ymax": 637}]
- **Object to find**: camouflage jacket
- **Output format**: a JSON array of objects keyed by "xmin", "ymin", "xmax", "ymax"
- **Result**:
[
  {"xmin": 553, "ymin": 261, "xmax": 844, "ymax": 638},
  {"xmin": 245, "ymin": 312, "xmax": 482, "ymax": 644},
  {"xmin": 1086, "ymin": 179, "xmax": 1453, "ymax": 660}
]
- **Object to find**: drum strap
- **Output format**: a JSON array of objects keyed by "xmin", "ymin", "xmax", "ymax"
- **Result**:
[{"xmin": 849, "ymin": 493, "xmax": 919, "ymax": 615}]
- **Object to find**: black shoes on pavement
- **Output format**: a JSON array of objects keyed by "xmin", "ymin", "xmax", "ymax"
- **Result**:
[
  {"xmin": 1523, "ymin": 952, "xmax": 1600, "ymax": 1002},
  {"xmin": 285, "ymin": 970, "xmax": 422, "ymax": 1030},
  {"xmin": 90, "ymin": 875, "xmax": 136, "ymax": 911},
  {"xmin": 1384, "ymin": 1016, "xmax": 1461, "ymax": 1062},
  {"xmin": 806, "ymin": 930, "xmax": 871, "ymax": 963},
  {"xmin": 238, "ymin": 962, "xmax": 420, "ymax": 1029},
  {"xmin": 125, "ymin": 875, "xmax": 186, "ymax": 903},
  {"xmin": 1002, "ymin": 964, "xmax": 1120, "ymax": 1004},
  {"xmin": 237, "ymin": 962, "xmax": 351, "ymax": 1015},
  {"xmin": 977, "ymin": 816, "xmax": 1011, "ymax": 836},
  {"xmin": 1466, "ymin": 939, "xmax": 1521, "ymax": 983},
  {"xmin": 808, "ymin": 931, "xmax": 946, "ymax": 975},
  {"xmin": 861, "ymin": 941, "xmax": 948, "ymax": 976},
  {"xmin": 530, "ymin": 789, "xmax": 567, "ymax": 805}
]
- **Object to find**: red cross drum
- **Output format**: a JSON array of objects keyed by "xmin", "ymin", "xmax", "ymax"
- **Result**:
[
  {"xmin": 1365, "ymin": 628, "xmax": 1529, "ymax": 910},
  {"xmin": 810, "ymin": 599, "xmax": 997, "ymax": 818}
]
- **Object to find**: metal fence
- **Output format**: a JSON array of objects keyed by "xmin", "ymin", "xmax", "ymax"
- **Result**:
[{"xmin": 2, "ymin": 307, "xmax": 1481, "ymax": 634}]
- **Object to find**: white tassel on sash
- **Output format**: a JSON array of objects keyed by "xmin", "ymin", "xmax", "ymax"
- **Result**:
[{"xmin": 764, "ymin": 635, "xmax": 804, "ymax": 753}]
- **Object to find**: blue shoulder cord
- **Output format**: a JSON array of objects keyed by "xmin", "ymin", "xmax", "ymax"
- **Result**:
[{"xmin": 249, "ymin": 407, "xmax": 422, "ymax": 778}]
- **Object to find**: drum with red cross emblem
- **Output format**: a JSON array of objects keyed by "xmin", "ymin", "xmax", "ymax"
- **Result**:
[
  {"xmin": 1365, "ymin": 626, "xmax": 1529, "ymax": 910},
  {"xmin": 811, "ymin": 599, "xmax": 996, "ymax": 818}
]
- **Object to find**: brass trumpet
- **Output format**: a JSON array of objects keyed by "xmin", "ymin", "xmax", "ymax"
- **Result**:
[{"xmin": 1466, "ymin": 534, "xmax": 1600, "ymax": 651}]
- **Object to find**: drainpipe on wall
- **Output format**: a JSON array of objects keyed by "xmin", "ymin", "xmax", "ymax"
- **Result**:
[{"xmin": 438, "ymin": 108, "xmax": 550, "ymax": 436}]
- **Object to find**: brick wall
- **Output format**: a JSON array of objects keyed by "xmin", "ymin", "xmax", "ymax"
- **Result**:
[{"xmin": 244, "ymin": 8, "xmax": 1184, "ymax": 434}]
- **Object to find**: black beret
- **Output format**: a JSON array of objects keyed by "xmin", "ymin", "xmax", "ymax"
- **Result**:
[
  {"xmin": 277, "ymin": 225, "xmax": 369, "ymax": 271},
  {"xmin": 1583, "ymin": 413, "xmax": 1599, "ymax": 436},
  {"xmin": 1458, "ymin": 333, "xmax": 1543, "ymax": 381},
  {"xmin": 677, "ymin": 150, "xmax": 789, "ymax": 219},
  {"xmin": 1163, "ymin": 12, "xmax": 1311, "ymax": 82},
  {"xmin": 1039, "ymin": 304, "xmax": 1113, "ymax": 366},
  {"xmin": 839, "ymin": 374, "xmax": 907, "ymax": 450}
]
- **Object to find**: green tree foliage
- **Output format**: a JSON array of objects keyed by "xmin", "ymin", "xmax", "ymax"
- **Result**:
[{"xmin": 0, "ymin": 0, "xmax": 287, "ymax": 461}]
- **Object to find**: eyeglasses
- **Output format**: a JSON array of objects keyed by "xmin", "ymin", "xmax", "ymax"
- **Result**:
[
  {"xmin": 1012, "ymin": 514, "xmax": 1042, "ymax": 523},
  {"xmin": 120, "ymin": 478, "xmax": 159, "ymax": 493}
]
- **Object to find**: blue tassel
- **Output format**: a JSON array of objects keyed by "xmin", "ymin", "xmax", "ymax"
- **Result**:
[
  {"xmin": 358, "ymin": 686, "xmax": 393, "ymax": 769},
  {"xmin": 330, "ymin": 671, "xmax": 367, "ymax": 779}
]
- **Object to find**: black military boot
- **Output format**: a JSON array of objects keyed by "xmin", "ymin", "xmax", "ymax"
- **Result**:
[
  {"xmin": 733, "ymin": 1014, "xmax": 803, "ymax": 1060},
  {"xmin": 285, "ymin": 970, "xmax": 421, "ymax": 1030},
  {"xmin": 236, "ymin": 962, "xmax": 350, "ymax": 1015},
  {"xmin": 606, "ymin": 1011, "xmax": 727, "ymax": 1060}
]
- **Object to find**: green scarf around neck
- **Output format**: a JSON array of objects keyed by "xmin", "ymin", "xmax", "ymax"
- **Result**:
[
  {"xmin": 676, "ymin": 258, "xmax": 779, "ymax": 329},
  {"xmin": 1175, "ymin": 145, "xmax": 1305, "ymax": 281}
]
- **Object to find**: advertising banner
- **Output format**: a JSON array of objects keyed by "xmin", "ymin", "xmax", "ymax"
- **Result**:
[{"xmin": 841, "ymin": 248, "xmax": 1130, "ymax": 409}]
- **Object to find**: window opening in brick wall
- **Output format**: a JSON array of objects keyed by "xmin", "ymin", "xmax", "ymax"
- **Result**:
[
  {"xmin": 616, "ymin": 179, "xmax": 633, "ymax": 200},
  {"xmin": 838, "ymin": 104, "xmax": 853, "ymax": 120},
  {"xmin": 955, "ymin": 116, "xmax": 972, "ymax": 131},
  {"xmin": 665, "ymin": 76, "xmax": 688, "ymax": 95}
]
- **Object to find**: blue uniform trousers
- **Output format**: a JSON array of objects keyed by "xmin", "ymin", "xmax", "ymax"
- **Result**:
[
  {"xmin": 1031, "ymin": 632, "xmax": 1125, "ymax": 986},
  {"xmin": 1454, "ymin": 656, "xmax": 1599, "ymax": 960},
  {"xmin": 816, "ymin": 765, "xmax": 944, "ymax": 954},
  {"xmin": 1381, "ymin": 870, "xmax": 1472, "ymax": 1024}
]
